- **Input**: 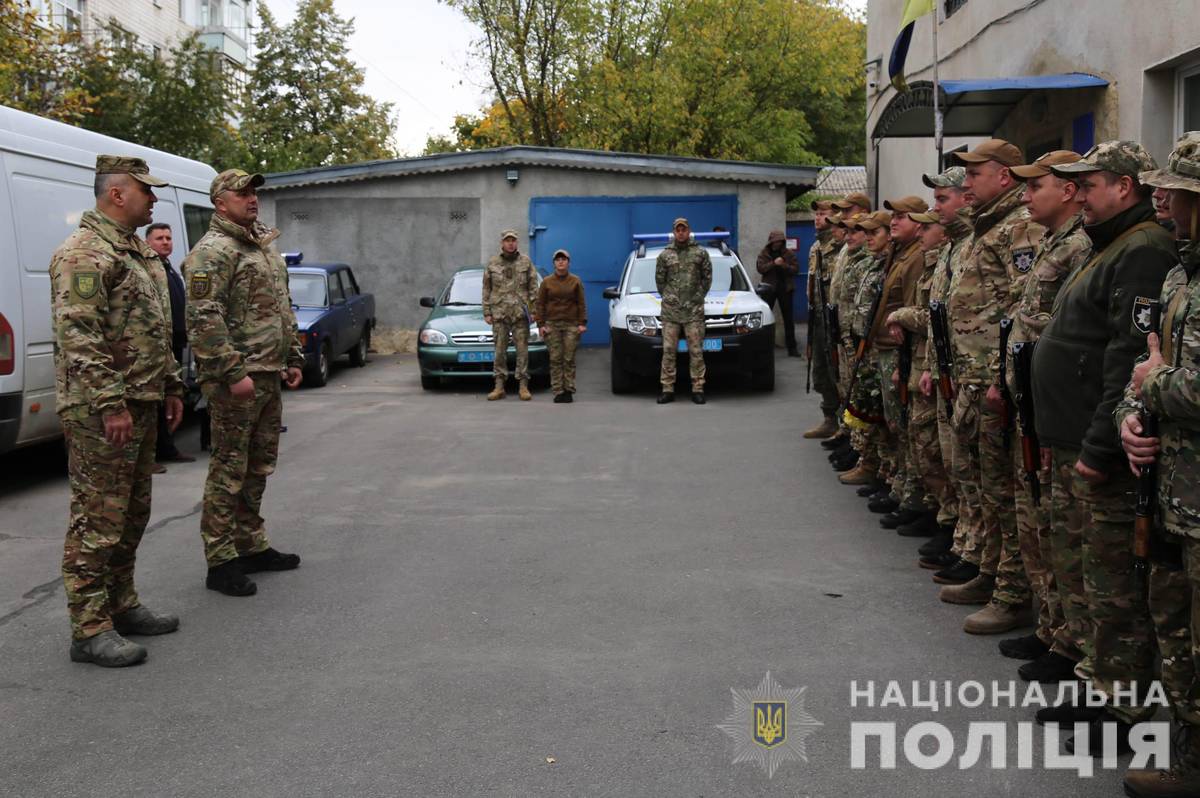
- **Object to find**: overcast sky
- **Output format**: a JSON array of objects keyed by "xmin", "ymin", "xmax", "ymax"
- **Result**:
[{"xmin": 263, "ymin": 0, "xmax": 869, "ymax": 155}]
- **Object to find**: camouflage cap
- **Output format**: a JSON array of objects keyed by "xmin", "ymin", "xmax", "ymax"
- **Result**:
[
  {"xmin": 209, "ymin": 168, "xmax": 264, "ymax": 200},
  {"xmin": 832, "ymin": 191, "xmax": 873, "ymax": 211},
  {"xmin": 854, "ymin": 210, "xmax": 893, "ymax": 231},
  {"xmin": 827, "ymin": 212, "xmax": 845, "ymax": 226},
  {"xmin": 500, "ymin": 229, "xmax": 519, "ymax": 241},
  {"xmin": 1011, "ymin": 150, "xmax": 1082, "ymax": 180},
  {"xmin": 883, "ymin": 195, "xmax": 930, "ymax": 215},
  {"xmin": 1051, "ymin": 140, "xmax": 1158, "ymax": 179},
  {"xmin": 553, "ymin": 248, "xmax": 571, "ymax": 260},
  {"xmin": 95, "ymin": 155, "xmax": 168, "ymax": 188},
  {"xmin": 922, "ymin": 166, "xmax": 966, "ymax": 189},
  {"xmin": 673, "ymin": 217, "xmax": 690, "ymax": 229},
  {"xmin": 953, "ymin": 139, "xmax": 1025, "ymax": 168},
  {"xmin": 1139, "ymin": 132, "xmax": 1200, "ymax": 194},
  {"xmin": 811, "ymin": 199, "xmax": 834, "ymax": 211},
  {"xmin": 908, "ymin": 210, "xmax": 940, "ymax": 224}
]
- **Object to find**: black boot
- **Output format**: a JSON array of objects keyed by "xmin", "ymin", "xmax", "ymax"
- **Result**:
[
  {"xmin": 239, "ymin": 547, "xmax": 301, "ymax": 573},
  {"xmin": 1018, "ymin": 651, "xmax": 1078, "ymax": 683},
  {"xmin": 1064, "ymin": 711, "xmax": 1134, "ymax": 756},
  {"xmin": 832, "ymin": 451, "xmax": 859, "ymax": 471},
  {"xmin": 896, "ymin": 512, "xmax": 938, "ymax": 537},
  {"xmin": 932, "ymin": 558, "xmax": 978, "ymax": 585},
  {"xmin": 919, "ymin": 551, "xmax": 958, "ymax": 570},
  {"xmin": 691, "ymin": 392, "xmax": 706, "ymax": 405},
  {"xmin": 856, "ymin": 481, "xmax": 884, "ymax": 498},
  {"xmin": 657, "ymin": 392, "xmax": 675, "ymax": 404},
  {"xmin": 918, "ymin": 525, "xmax": 954, "ymax": 557},
  {"xmin": 881, "ymin": 508, "xmax": 923, "ymax": 529},
  {"xmin": 998, "ymin": 633, "xmax": 1049, "ymax": 661},
  {"xmin": 206, "ymin": 560, "xmax": 257, "ymax": 596},
  {"xmin": 821, "ymin": 434, "xmax": 848, "ymax": 450},
  {"xmin": 1036, "ymin": 697, "xmax": 1102, "ymax": 726},
  {"xmin": 868, "ymin": 495, "xmax": 900, "ymax": 514}
]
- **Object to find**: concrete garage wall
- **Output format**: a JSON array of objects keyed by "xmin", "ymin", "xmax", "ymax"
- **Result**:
[{"xmin": 258, "ymin": 167, "xmax": 788, "ymax": 332}]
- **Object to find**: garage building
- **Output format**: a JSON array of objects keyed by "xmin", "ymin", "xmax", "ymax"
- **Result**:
[{"xmin": 258, "ymin": 147, "xmax": 819, "ymax": 345}]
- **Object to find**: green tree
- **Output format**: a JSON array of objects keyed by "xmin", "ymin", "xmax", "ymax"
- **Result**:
[
  {"xmin": 241, "ymin": 0, "xmax": 397, "ymax": 172},
  {"xmin": 0, "ymin": 1, "xmax": 100, "ymax": 124}
]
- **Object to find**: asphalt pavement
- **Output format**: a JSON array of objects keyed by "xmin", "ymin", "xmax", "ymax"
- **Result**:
[{"xmin": 0, "ymin": 349, "xmax": 1131, "ymax": 797}]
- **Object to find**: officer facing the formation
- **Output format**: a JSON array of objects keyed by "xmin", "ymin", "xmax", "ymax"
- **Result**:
[
  {"xmin": 755, "ymin": 229, "xmax": 799, "ymax": 357},
  {"xmin": 1117, "ymin": 130, "xmax": 1200, "ymax": 797},
  {"xmin": 483, "ymin": 230, "xmax": 538, "ymax": 401},
  {"xmin": 184, "ymin": 168, "xmax": 304, "ymax": 598},
  {"xmin": 656, "ymin": 218, "xmax": 713, "ymax": 405},
  {"xmin": 51, "ymin": 155, "xmax": 184, "ymax": 667},
  {"xmin": 1032, "ymin": 141, "xmax": 1177, "ymax": 752},
  {"xmin": 535, "ymin": 248, "xmax": 587, "ymax": 403}
]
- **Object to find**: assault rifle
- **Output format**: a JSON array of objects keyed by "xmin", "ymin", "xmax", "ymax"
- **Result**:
[
  {"xmin": 929, "ymin": 300, "xmax": 955, "ymax": 402},
  {"xmin": 1134, "ymin": 300, "xmax": 1163, "ymax": 591},
  {"xmin": 898, "ymin": 329, "xmax": 913, "ymax": 427},
  {"xmin": 1011, "ymin": 341, "xmax": 1041, "ymax": 506},
  {"xmin": 998, "ymin": 318, "xmax": 1014, "ymax": 451}
]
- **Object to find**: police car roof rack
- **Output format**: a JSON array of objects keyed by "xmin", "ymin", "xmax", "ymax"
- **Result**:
[
  {"xmin": 283, "ymin": 252, "xmax": 304, "ymax": 265},
  {"xmin": 632, "ymin": 231, "xmax": 731, "ymax": 257}
]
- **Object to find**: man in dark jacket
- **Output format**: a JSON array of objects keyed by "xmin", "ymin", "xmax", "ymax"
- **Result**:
[
  {"xmin": 756, "ymin": 230, "xmax": 799, "ymax": 356},
  {"xmin": 145, "ymin": 223, "xmax": 194, "ymax": 466},
  {"xmin": 1031, "ymin": 141, "xmax": 1177, "ymax": 753}
]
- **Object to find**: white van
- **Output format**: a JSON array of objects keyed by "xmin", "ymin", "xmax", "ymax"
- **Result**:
[{"xmin": 0, "ymin": 105, "xmax": 218, "ymax": 455}]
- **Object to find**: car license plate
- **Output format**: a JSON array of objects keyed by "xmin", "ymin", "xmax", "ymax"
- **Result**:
[
  {"xmin": 457, "ymin": 350, "xmax": 494, "ymax": 363},
  {"xmin": 677, "ymin": 339, "xmax": 723, "ymax": 352}
]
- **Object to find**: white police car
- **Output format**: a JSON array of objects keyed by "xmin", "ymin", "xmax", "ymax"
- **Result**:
[{"xmin": 604, "ymin": 233, "xmax": 777, "ymax": 393}]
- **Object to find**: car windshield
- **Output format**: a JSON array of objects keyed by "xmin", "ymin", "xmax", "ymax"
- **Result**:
[
  {"xmin": 289, "ymin": 273, "xmax": 327, "ymax": 307},
  {"xmin": 443, "ymin": 272, "xmax": 484, "ymax": 306},
  {"xmin": 625, "ymin": 254, "xmax": 748, "ymax": 295}
]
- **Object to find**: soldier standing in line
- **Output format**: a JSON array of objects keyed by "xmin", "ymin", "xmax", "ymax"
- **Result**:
[
  {"xmin": 184, "ymin": 169, "xmax": 304, "ymax": 598},
  {"xmin": 1117, "ymin": 131, "xmax": 1200, "ymax": 796},
  {"xmin": 802, "ymin": 202, "xmax": 839, "ymax": 438},
  {"xmin": 940, "ymin": 140, "xmax": 1045, "ymax": 639},
  {"xmin": 483, "ymin": 230, "xmax": 538, "ymax": 401},
  {"xmin": 999, "ymin": 151, "xmax": 1093, "ymax": 681},
  {"xmin": 828, "ymin": 213, "xmax": 873, "ymax": 475},
  {"xmin": 1031, "ymin": 142, "xmax": 1177, "ymax": 753},
  {"xmin": 52, "ymin": 155, "xmax": 184, "ymax": 667},
  {"xmin": 655, "ymin": 218, "xmax": 712, "ymax": 405},
  {"xmin": 535, "ymin": 248, "xmax": 586, "ymax": 403}
]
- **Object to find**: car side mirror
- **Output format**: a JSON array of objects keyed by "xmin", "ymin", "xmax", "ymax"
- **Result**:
[
  {"xmin": 755, "ymin": 284, "xmax": 777, "ymax": 306},
  {"xmin": 602, "ymin": 287, "xmax": 620, "ymax": 300},
  {"xmin": 419, "ymin": 296, "xmax": 436, "ymax": 308}
]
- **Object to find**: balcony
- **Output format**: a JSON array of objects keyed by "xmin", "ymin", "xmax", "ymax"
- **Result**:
[{"xmin": 199, "ymin": 28, "xmax": 248, "ymax": 66}]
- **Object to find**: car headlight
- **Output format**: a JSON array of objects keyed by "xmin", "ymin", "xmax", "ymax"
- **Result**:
[
  {"xmin": 734, "ymin": 312, "xmax": 762, "ymax": 334},
  {"xmin": 529, "ymin": 323, "xmax": 542, "ymax": 343},
  {"xmin": 419, "ymin": 328, "xmax": 448, "ymax": 345},
  {"xmin": 626, "ymin": 315, "xmax": 660, "ymax": 336}
]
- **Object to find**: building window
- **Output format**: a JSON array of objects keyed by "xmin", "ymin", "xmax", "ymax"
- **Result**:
[
  {"xmin": 1179, "ymin": 63, "xmax": 1200, "ymax": 139},
  {"xmin": 944, "ymin": 0, "xmax": 968, "ymax": 17},
  {"xmin": 225, "ymin": 0, "xmax": 247, "ymax": 36},
  {"xmin": 36, "ymin": 0, "xmax": 82, "ymax": 32}
]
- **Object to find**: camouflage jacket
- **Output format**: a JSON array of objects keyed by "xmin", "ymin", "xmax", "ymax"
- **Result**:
[
  {"xmin": 890, "ymin": 248, "xmax": 942, "ymax": 374},
  {"xmin": 49, "ymin": 209, "xmax": 183, "ymax": 420},
  {"xmin": 482, "ymin": 251, "xmax": 537, "ymax": 322},
  {"xmin": 926, "ymin": 215, "xmax": 973, "ymax": 379},
  {"xmin": 849, "ymin": 253, "xmax": 887, "ymax": 340},
  {"xmin": 1033, "ymin": 200, "xmax": 1176, "ymax": 470},
  {"xmin": 870, "ymin": 239, "xmax": 923, "ymax": 352},
  {"xmin": 655, "ymin": 237, "xmax": 712, "ymax": 324},
  {"xmin": 827, "ymin": 241, "xmax": 855, "ymax": 310},
  {"xmin": 947, "ymin": 186, "xmax": 1044, "ymax": 386},
  {"xmin": 183, "ymin": 213, "xmax": 304, "ymax": 386},
  {"xmin": 834, "ymin": 246, "xmax": 871, "ymax": 345},
  {"xmin": 807, "ymin": 233, "xmax": 839, "ymax": 303},
  {"xmin": 1116, "ymin": 241, "xmax": 1200, "ymax": 537}
]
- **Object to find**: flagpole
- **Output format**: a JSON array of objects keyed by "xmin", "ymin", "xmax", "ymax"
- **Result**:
[{"xmin": 932, "ymin": 6, "xmax": 943, "ymax": 170}]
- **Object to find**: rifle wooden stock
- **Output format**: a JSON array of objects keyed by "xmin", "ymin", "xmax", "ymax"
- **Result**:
[{"xmin": 1133, "ymin": 300, "xmax": 1162, "ymax": 581}]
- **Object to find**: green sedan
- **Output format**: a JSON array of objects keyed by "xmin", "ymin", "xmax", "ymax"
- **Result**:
[{"xmin": 417, "ymin": 266, "xmax": 550, "ymax": 389}]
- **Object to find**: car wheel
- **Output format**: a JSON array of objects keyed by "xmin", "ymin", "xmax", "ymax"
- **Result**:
[
  {"xmin": 752, "ymin": 354, "xmax": 776, "ymax": 392},
  {"xmin": 420, "ymin": 374, "xmax": 439, "ymax": 390},
  {"xmin": 306, "ymin": 342, "xmax": 331, "ymax": 388},
  {"xmin": 610, "ymin": 349, "xmax": 634, "ymax": 394},
  {"xmin": 349, "ymin": 328, "xmax": 369, "ymax": 367}
]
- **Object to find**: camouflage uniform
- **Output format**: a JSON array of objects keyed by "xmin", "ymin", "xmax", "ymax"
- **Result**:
[
  {"xmin": 184, "ymin": 193, "xmax": 304, "ymax": 568},
  {"xmin": 847, "ymin": 250, "xmax": 888, "ymax": 470},
  {"xmin": 52, "ymin": 159, "xmax": 183, "ymax": 640},
  {"xmin": 656, "ymin": 230, "xmax": 713, "ymax": 392},
  {"xmin": 535, "ymin": 263, "xmax": 586, "ymax": 395},
  {"xmin": 806, "ymin": 231, "xmax": 840, "ymax": 418},
  {"xmin": 482, "ymin": 241, "xmax": 538, "ymax": 383},
  {"xmin": 1007, "ymin": 210, "xmax": 1091, "ymax": 658},
  {"xmin": 948, "ymin": 182, "xmax": 1043, "ymax": 605}
]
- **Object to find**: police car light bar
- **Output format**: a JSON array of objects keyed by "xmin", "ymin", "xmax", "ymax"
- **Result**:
[{"xmin": 283, "ymin": 252, "xmax": 304, "ymax": 265}]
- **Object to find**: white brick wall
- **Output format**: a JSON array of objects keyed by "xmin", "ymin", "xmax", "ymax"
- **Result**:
[{"xmin": 83, "ymin": 0, "xmax": 196, "ymax": 52}]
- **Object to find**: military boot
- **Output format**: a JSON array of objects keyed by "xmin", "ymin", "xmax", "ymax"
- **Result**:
[
  {"xmin": 112, "ymin": 605, "xmax": 179, "ymax": 636},
  {"xmin": 932, "ymin": 558, "xmax": 978, "ymax": 585},
  {"xmin": 896, "ymin": 512, "xmax": 938, "ymax": 537},
  {"xmin": 239, "ymin": 547, "xmax": 301, "ymax": 573},
  {"xmin": 881, "ymin": 508, "xmax": 923, "ymax": 529},
  {"xmin": 963, "ymin": 600, "xmax": 1034, "ymax": 634},
  {"xmin": 838, "ymin": 464, "xmax": 876, "ymax": 486},
  {"xmin": 803, "ymin": 416, "xmax": 838, "ymax": 439},
  {"xmin": 69, "ymin": 630, "xmax": 147, "ymax": 667},
  {"xmin": 917, "ymin": 525, "xmax": 954, "ymax": 557},
  {"xmin": 998, "ymin": 632, "xmax": 1049, "ymax": 661},
  {"xmin": 919, "ymin": 551, "xmax": 958, "ymax": 570},
  {"xmin": 518, "ymin": 380, "xmax": 532, "ymax": 401},
  {"xmin": 1065, "ymin": 710, "xmax": 1134, "ymax": 756},
  {"xmin": 487, "ymin": 379, "xmax": 506, "ymax": 401},
  {"xmin": 206, "ymin": 560, "xmax": 257, "ymax": 597},
  {"xmin": 1123, "ymin": 725, "xmax": 1200, "ymax": 797},
  {"xmin": 822, "ymin": 433, "xmax": 849, "ymax": 450},
  {"xmin": 938, "ymin": 572, "xmax": 994, "ymax": 605},
  {"xmin": 1018, "ymin": 651, "xmax": 1078, "ymax": 683},
  {"xmin": 868, "ymin": 495, "xmax": 900, "ymax": 514},
  {"xmin": 831, "ymin": 450, "xmax": 859, "ymax": 472}
]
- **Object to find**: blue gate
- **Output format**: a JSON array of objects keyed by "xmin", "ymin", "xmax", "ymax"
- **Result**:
[{"xmin": 529, "ymin": 195, "xmax": 738, "ymax": 345}]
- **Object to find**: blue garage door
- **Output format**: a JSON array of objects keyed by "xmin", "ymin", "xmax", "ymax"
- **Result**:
[{"xmin": 529, "ymin": 195, "xmax": 738, "ymax": 345}]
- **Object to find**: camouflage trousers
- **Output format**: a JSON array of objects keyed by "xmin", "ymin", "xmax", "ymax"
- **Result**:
[
  {"xmin": 1012, "ymin": 436, "xmax": 1058, "ymax": 648},
  {"xmin": 491, "ymin": 317, "xmax": 530, "ymax": 382},
  {"xmin": 1147, "ymin": 547, "xmax": 1193, "ymax": 724},
  {"xmin": 938, "ymin": 390, "xmax": 977, "ymax": 558},
  {"xmin": 910, "ymin": 391, "xmax": 954, "ymax": 526},
  {"xmin": 544, "ymin": 320, "xmax": 580, "ymax": 394},
  {"xmin": 809, "ymin": 315, "xmax": 839, "ymax": 418},
  {"xmin": 1048, "ymin": 446, "xmax": 1094, "ymax": 674},
  {"xmin": 1079, "ymin": 467, "xmax": 1156, "ymax": 724},
  {"xmin": 877, "ymin": 350, "xmax": 924, "ymax": 511},
  {"xmin": 660, "ymin": 319, "xmax": 706, "ymax": 391},
  {"xmin": 61, "ymin": 401, "xmax": 158, "ymax": 640},
  {"xmin": 200, "ymin": 374, "xmax": 280, "ymax": 567},
  {"xmin": 953, "ymin": 386, "xmax": 1026, "ymax": 606}
]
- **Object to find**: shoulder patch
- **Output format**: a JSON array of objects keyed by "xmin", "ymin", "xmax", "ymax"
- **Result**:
[
  {"xmin": 1013, "ymin": 248, "xmax": 1035, "ymax": 273},
  {"xmin": 189, "ymin": 272, "xmax": 211, "ymax": 299},
  {"xmin": 1132, "ymin": 296, "xmax": 1156, "ymax": 334},
  {"xmin": 70, "ymin": 271, "xmax": 100, "ymax": 301}
]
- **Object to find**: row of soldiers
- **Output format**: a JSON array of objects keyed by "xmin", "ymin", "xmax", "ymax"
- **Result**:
[{"xmin": 804, "ymin": 133, "xmax": 1200, "ymax": 795}]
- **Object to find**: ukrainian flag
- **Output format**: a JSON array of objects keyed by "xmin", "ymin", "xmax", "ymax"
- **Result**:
[{"xmin": 888, "ymin": 0, "xmax": 935, "ymax": 93}]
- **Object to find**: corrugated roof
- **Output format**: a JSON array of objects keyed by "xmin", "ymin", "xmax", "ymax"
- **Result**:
[
  {"xmin": 262, "ymin": 146, "xmax": 821, "ymax": 191},
  {"xmin": 812, "ymin": 166, "xmax": 867, "ymax": 196}
]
